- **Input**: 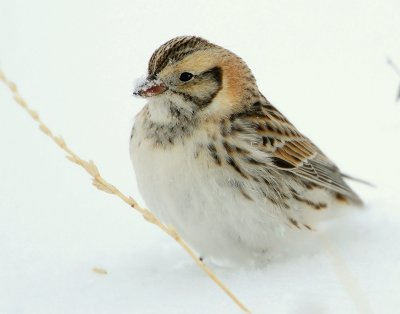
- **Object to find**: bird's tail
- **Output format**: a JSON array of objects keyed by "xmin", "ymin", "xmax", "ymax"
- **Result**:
[{"xmin": 341, "ymin": 173, "xmax": 375, "ymax": 188}]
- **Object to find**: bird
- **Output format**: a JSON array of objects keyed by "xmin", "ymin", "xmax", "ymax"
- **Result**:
[{"xmin": 130, "ymin": 36, "xmax": 362, "ymax": 264}]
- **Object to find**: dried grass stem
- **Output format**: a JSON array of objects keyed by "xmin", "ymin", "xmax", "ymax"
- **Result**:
[{"xmin": 0, "ymin": 69, "xmax": 251, "ymax": 314}]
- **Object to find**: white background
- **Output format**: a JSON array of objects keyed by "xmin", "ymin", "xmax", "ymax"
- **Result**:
[{"xmin": 1, "ymin": 1, "xmax": 400, "ymax": 313}]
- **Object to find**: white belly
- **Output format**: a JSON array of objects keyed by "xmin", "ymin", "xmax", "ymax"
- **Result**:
[{"xmin": 130, "ymin": 125, "xmax": 291, "ymax": 264}]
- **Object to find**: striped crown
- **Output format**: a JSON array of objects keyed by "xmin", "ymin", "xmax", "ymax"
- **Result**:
[{"xmin": 148, "ymin": 36, "xmax": 216, "ymax": 78}]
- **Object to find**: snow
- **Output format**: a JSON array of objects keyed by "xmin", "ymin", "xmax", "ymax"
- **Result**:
[
  {"xmin": 133, "ymin": 75, "xmax": 148, "ymax": 94},
  {"xmin": 1, "ymin": 0, "xmax": 399, "ymax": 313}
]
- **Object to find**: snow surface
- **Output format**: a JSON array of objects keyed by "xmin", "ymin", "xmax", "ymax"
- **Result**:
[{"xmin": 1, "ymin": 0, "xmax": 400, "ymax": 313}]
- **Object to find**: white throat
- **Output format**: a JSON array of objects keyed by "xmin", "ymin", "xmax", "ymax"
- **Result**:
[{"xmin": 147, "ymin": 97, "xmax": 173, "ymax": 123}]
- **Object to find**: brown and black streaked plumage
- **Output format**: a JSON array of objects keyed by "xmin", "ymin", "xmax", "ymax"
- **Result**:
[{"xmin": 130, "ymin": 36, "xmax": 363, "ymax": 263}]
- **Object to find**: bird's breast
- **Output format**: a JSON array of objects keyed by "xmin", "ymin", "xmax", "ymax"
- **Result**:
[{"xmin": 129, "ymin": 115, "xmax": 297, "ymax": 262}]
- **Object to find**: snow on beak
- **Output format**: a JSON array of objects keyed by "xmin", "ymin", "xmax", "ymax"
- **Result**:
[{"xmin": 133, "ymin": 76, "xmax": 167, "ymax": 98}]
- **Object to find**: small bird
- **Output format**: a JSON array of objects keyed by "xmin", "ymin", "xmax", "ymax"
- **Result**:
[{"xmin": 130, "ymin": 36, "xmax": 362, "ymax": 264}]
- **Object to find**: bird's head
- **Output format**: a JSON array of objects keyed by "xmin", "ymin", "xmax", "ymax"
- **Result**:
[{"xmin": 133, "ymin": 36, "xmax": 259, "ymax": 119}]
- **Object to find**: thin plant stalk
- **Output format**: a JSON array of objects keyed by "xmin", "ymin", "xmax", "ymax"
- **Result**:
[{"xmin": 0, "ymin": 69, "xmax": 251, "ymax": 314}]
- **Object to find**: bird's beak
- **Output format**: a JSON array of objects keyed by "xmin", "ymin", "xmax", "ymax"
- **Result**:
[{"xmin": 133, "ymin": 77, "xmax": 167, "ymax": 98}]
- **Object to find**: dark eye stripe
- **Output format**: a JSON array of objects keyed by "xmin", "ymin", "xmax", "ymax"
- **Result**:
[
  {"xmin": 201, "ymin": 67, "xmax": 222, "ymax": 85},
  {"xmin": 171, "ymin": 66, "xmax": 223, "ymax": 108}
]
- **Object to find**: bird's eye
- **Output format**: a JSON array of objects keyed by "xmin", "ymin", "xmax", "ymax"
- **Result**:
[{"xmin": 179, "ymin": 72, "xmax": 193, "ymax": 82}]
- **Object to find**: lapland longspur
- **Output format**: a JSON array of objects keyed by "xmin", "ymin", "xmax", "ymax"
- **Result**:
[{"xmin": 130, "ymin": 36, "xmax": 362, "ymax": 263}]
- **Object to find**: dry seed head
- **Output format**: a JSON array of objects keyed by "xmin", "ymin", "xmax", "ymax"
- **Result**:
[
  {"xmin": 142, "ymin": 210, "xmax": 158, "ymax": 224},
  {"xmin": 14, "ymin": 95, "xmax": 27, "ymax": 108},
  {"xmin": 128, "ymin": 196, "xmax": 139, "ymax": 207},
  {"xmin": 8, "ymin": 81, "xmax": 17, "ymax": 93},
  {"xmin": 54, "ymin": 136, "xmax": 66, "ymax": 149},
  {"xmin": 92, "ymin": 267, "xmax": 108, "ymax": 275},
  {"xmin": 28, "ymin": 109, "xmax": 39, "ymax": 120},
  {"xmin": 81, "ymin": 160, "xmax": 100, "ymax": 177},
  {"xmin": 92, "ymin": 178, "xmax": 113, "ymax": 193},
  {"xmin": 92, "ymin": 177, "xmax": 117, "ymax": 194},
  {"xmin": 168, "ymin": 227, "xmax": 180, "ymax": 241},
  {"xmin": 39, "ymin": 123, "xmax": 52, "ymax": 136},
  {"xmin": 66, "ymin": 155, "xmax": 79, "ymax": 165}
]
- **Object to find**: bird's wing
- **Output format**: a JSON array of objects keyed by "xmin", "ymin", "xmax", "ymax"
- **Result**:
[{"xmin": 229, "ymin": 99, "xmax": 362, "ymax": 204}]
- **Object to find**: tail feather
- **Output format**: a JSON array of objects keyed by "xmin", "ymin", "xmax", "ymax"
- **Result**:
[{"xmin": 341, "ymin": 173, "xmax": 375, "ymax": 188}]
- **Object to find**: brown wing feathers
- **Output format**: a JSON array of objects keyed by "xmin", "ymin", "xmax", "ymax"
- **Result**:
[{"xmin": 231, "ymin": 99, "xmax": 362, "ymax": 204}]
